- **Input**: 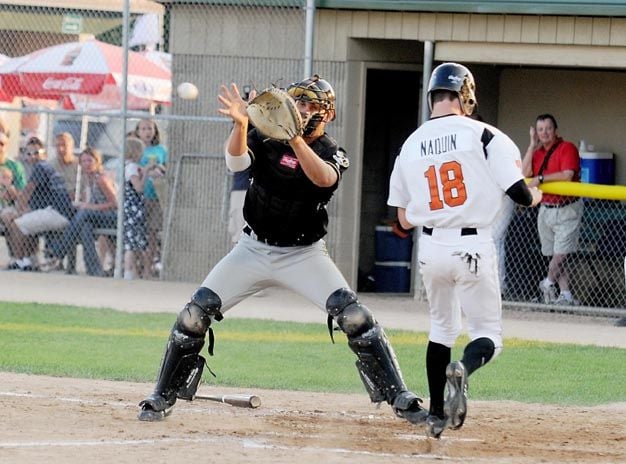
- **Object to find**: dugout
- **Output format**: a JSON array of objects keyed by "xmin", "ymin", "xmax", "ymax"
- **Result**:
[{"xmin": 163, "ymin": 1, "xmax": 626, "ymax": 300}]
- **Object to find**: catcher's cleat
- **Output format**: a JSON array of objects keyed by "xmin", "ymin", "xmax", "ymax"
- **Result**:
[
  {"xmin": 444, "ymin": 361, "xmax": 468, "ymax": 430},
  {"xmin": 426, "ymin": 414, "xmax": 447, "ymax": 439},
  {"xmin": 137, "ymin": 405, "xmax": 166, "ymax": 422},
  {"xmin": 137, "ymin": 394, "xmax": 174, "ymax": 422},
  {"xmin": 392, "ymin": 391, "xmax": 429, "ymax": 425}
]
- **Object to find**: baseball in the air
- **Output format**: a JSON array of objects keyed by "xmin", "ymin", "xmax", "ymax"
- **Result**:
[{"xmin": 177, "ymin": 82, "xmax": 199, "ymax": 100}]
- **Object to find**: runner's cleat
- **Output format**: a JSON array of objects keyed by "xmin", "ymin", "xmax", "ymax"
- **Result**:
[
  {"xmin": 444, "ymin": 361, "xmax": 468, "ymax": 430},
  {"xmin": 425, "ymin": 414, "xmax": 447, "ymax": 439}
]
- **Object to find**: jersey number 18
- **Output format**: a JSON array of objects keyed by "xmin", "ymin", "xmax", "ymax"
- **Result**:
[{"xmin": 424, "ymin": 161, "xmax": 468, "ymax": 210}]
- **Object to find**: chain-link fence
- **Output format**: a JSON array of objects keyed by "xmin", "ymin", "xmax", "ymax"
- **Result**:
[
  {"xmin": 0, "ymin": 1, "xmax": 623, "ymax": 317},
  {"xmin": 501, "ymin": 198, "xmax": 626, "ymax": 314},
  {"xmin": 0, "ymin": 0, "xmax": 306, "ymax": 281}
]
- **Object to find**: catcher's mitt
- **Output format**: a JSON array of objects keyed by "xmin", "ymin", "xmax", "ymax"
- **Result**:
[{"xmin": 246, "ymin": 88, "xmax": 303, "ymax": 141}]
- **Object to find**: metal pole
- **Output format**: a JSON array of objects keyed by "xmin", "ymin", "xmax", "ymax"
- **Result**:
[
  {"xmin": 114, "ymin": 0, "xmax": 131, "ymax": 279},
  {"xmin": 413, "ymin": 40, "xmax": 434, "ymax": 299},
  {"xmin": 420, "ymin": 40, "xmax": 434, "ymax": 126},
  {"xmin": 303, "ymin": 0, "xmax": 315, "ymax": 78}
]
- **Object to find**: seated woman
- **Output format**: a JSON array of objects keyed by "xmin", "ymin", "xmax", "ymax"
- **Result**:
[
  {"xmin": 0, "ymin": 129, "xmax": 27, "ymax": 268},
  {"xmin": 1, "ymin": 137, "xmax": 74, "ymax": 271},
  {"xmin": 49, "ymin": 147, "xmax": 117, "ymax": 276}
]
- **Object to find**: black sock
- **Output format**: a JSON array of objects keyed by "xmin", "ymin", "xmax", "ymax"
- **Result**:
[
  {"xmin": 461, "ymin": 337, "xmax": 495, "ymax": 376},
  {"xmin": 426, "ymin": 341, "xmax": 450, "ymax": 418}
]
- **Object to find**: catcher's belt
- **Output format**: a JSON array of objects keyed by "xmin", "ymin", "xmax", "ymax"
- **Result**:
[{"xmin": 243, "ymin": 225, "xmax": 319, "ymax": 247}]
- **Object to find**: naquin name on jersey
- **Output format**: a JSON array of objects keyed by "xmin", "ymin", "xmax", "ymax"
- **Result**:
[{"xmin": 420, "ymin": 133, "xmax": 457, "ymax": 157}]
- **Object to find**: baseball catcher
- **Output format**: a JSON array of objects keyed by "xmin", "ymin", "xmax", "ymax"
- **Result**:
[{"xmin": 137, "ymin": 75, "xmax": 429, "ymax": 427}]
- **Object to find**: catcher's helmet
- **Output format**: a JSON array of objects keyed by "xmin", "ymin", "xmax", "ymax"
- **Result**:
[
  {"xmin": 287, "ymin": 75, "xmax": 336, "ymax": 136},
  {"xmin": 427, "ymin": 62, "xmax": 476, "ymax": 116}
]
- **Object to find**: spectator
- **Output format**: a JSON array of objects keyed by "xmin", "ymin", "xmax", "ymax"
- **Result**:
[
  {"xmin": 48, "ymin": 147, "xmax": 117, "ymax": 277},
  {"xmin": 522, "ymin": 114, "xmax": 584, "ymax": 305},
  {"xmin": 49, "ymin": 132, "xmax": 79, "ymax": 273},
  {"xmin": 122, "ymin": 136, "xmax": 150, "ymax": 280},
  {"xmin": 18, "ymin": 105, "xmax": 48, "ymax": 179},
  {"xmin": 1, "ymin": 137, "xmax": 74, "ymax": 271},
  {"xmin": 134, "ymin": 118, "xmax": 167, "ymax": 276},
  {"xmin": 469, "ymin": 113, "xmax": 515, "ymax": 294},
  {"xmin": 0, "ymin": 130, "xmax": 27, "ymax": 268},
  {"xmin": 228, "ymin": 168, "xmax": 251, "ymax": 244},
  {"xmin": 618, "ymin": 257, "xmax": 626, "ymax": 326},
  {"xmin": 50, "ymin": 132, "xmax": 79, "ymax": 200},
  {"xmin": 0, "ymin": 166, "xmax": 14, "ymax": 203},
  {"xmin": 0, "ymin": 166, "xmax": 16, "ymax": 231},
  {"xmin": 492, "ymin": 197, "xmax": 515, "ymax": 295},
  {"xmin": 0, "ymin": 130, "xmax": 26, "ymax": 194}
]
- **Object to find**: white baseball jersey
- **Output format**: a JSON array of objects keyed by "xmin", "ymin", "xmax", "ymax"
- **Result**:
[{"xmin": 388, "ymin": 115, "xmax": 523, "ymax": 228}]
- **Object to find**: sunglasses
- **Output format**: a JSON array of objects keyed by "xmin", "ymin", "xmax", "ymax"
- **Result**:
[
  {"xmin": 288, "ymin": 87, "xmax": 320, "ymax": 101},
  {"xmin": 25, "ymin": 149, "xmax": 43, "ymax": 157},
  {"xmin": 287, "ymin": 86, "xmax": 333, "ymax": 113}
]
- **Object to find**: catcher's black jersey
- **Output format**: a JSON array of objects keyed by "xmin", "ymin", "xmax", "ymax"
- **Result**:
[{"xmin": 243, "ymin": 129, "xmax": 349, "ymax": 245}]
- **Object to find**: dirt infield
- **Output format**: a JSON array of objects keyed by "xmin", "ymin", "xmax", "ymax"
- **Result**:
[{"xmin": 1, "ymin": 373, "xmax": 624, "ymax": 464}]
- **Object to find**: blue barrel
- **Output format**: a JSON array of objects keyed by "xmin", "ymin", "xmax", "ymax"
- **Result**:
[
  {"xmin": 374, "ymin": 226, "xmax": 413, "ymax": 292},
  {"xmin": 580, "ymin": 152, "xmax": 615, "ymax": 185},
  {"xmin": 374, "ymin": 261, "xmax": 412, "ymax": 293}
]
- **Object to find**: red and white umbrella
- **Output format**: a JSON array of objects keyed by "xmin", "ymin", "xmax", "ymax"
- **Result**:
[{"xmin": 0, "ymin": 39, "xmax": 171, "ymax": 111}]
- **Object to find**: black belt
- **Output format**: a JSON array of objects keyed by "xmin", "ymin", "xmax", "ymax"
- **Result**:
[
  {"xmin": 422, "ymin": 226, "xmax": 477, "ymax": 236},
  {"xmin": 243, "ymin": 226, "xmax": 314, "ymax": 247},
  {"xmin": 542, "ymin": 199, "xmax": 578, "ymax": 209}
]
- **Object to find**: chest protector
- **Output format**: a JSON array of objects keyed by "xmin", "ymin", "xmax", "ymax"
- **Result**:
[{"xmin": 244, "ymin": 135, "xmax": 339, "ymax": 244}]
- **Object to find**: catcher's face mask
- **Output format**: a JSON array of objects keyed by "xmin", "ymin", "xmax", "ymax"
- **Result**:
[{"xmin": 288, "ymin": 74, "xmax": 336, "ymax": 135}]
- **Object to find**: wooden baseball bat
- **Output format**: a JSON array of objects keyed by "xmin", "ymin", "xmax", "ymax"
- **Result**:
[{"xmin": 194, "ymin": 393, "xmax": 261, "ymax": 409}]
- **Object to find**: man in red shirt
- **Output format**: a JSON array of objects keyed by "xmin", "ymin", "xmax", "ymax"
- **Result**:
[{"xmin": 522, "ymin": 114, "xmax": 584, "ymax": 305}]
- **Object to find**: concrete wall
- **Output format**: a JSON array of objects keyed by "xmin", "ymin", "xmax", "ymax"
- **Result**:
[
  {"xmin": 166, "ymin": 5, "xmax": 626, "ymax": 286},
  {"xmin": 499, "ymin": 68, "xmax": 626, "ymax": 186},
  {"xmin": 315, "ymin": 10, "xmax": 626, "ymax": 53}
]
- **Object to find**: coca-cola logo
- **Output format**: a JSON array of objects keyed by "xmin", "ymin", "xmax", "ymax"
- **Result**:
[{"xmin": 42, "ymin": 77, "xmax": 84, "ymax": 91}]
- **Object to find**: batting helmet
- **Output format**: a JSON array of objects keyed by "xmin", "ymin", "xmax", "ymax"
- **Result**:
[{"xmin": 427, "ymin": 62, "xmax": 477, "ymax": 116}]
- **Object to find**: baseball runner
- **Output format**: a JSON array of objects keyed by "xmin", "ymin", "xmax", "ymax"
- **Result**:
[
  {"xmin": 388, "ymin": 63, "xmax": 542, "ymax": 438},
  {"xmin": 138, "ymin": 75, "xmax": 429, "ymax": 426}
]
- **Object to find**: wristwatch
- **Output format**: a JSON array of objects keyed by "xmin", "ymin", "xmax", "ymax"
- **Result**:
[{"xmin": 538, "ymin": 174, "xmax": 544, "ymax": 183}]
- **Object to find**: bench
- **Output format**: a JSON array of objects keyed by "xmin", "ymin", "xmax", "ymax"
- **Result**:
[{"xmin": 94, "ymin": 228, "xmax": 117, "ymax": 237}]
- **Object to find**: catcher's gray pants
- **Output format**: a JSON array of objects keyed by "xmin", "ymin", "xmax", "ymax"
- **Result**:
[{"xmin": 201, "ymin": 233, "xmax": 350, "ymax": 313}]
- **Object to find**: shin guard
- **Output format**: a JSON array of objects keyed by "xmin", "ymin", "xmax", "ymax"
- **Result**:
[
  {"xmin": 327, "ymin": 288, "xmax": 427, "ymax": 424},
  {"xmin": 140, "ymin": 327, "xmax": 205, "ymax": 413},
  {"xmin": 348, "ymin": 324, "xmax": 407, "ymax": 404}
]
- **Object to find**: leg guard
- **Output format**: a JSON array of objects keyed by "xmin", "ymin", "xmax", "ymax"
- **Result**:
[
  {"xmin": 326, "ymin": 288, "xmax": 427, "ymax": 424},
  {"xmin": 138, "ymin": 287, "xmax": 222, "ymax": 421}
]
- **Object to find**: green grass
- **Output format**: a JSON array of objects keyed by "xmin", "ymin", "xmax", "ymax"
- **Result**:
[{"xmin": 0, "ymin": 302, "xmax": 623, "ymax": 405}]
